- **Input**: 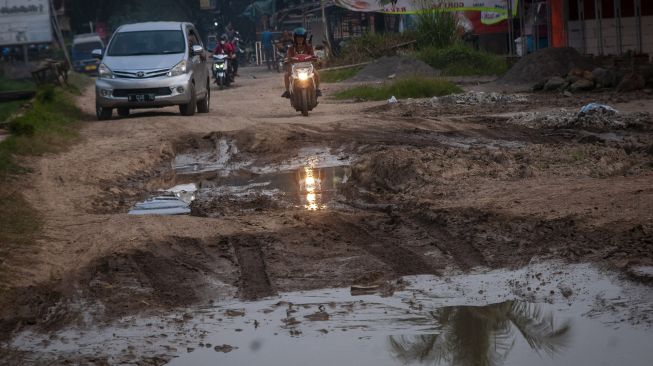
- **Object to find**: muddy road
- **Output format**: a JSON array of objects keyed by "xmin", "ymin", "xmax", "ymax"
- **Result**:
[{"xmin": 1, "ymin": 67, "xmax": 652, "ymax": 365}]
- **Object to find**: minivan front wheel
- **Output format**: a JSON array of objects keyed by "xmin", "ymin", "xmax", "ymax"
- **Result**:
[
  {"xmin": 179, "ymin": 85, "xmax": 197, "ymax": 116},
  {"xmin": 96, "ymin": 101, "xmax": 112, "ymax": 121}
]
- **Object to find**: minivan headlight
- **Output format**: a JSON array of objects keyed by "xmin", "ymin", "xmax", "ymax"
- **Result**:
[
  {"xmin": 98, "ymin": 63, "xmax": 113, "ymax": 79},
  {"xmin": 168, "ymin": 60, "xmax": 187, "ymax": 77}
]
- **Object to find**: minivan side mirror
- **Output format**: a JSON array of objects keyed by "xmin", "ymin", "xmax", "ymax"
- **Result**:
[
  {"xmin": 91, "ymin": 49, "xmax": 103, "ymax": 59},
  {"xmin": 192, "ymin": 45, "xmax": 204, "ymax": 55}
]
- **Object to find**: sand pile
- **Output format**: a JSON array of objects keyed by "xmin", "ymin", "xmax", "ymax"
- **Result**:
[
  {"xmin": 351, "ymin": 56, "xmax": 440, "ymax": 82},
  {"xmin": 501, "ymin": 47, "xmax": 595, "ymax": 85}
]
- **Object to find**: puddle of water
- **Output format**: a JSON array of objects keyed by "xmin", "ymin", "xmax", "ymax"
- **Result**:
[
  {"xmin": 130, "ymin": 139, "xmax": 355, "ymax": 215},
  {"xmin": 200, "ymin": 165, "xmax": 351, "ymax": 211},
  {"xmin": 10, "ymin": 262, "xmax": 653, "ymax": 365}
]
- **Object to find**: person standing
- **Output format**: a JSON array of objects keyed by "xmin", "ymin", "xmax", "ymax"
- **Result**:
[{"xmin": 262, "ymin": 28, "xmax": 275, "ymax": 70}]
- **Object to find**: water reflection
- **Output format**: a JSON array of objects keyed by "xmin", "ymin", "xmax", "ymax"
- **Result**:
[
  {"xmin": 300, "ymin": 166, "xmax": 323, "ymax": 210},
  {"xmin": 298, "ymin": 164, "xmax": 350, "ymax": 211},
  {"xmin": 389, "ymin": 301, "xmax": 571, "ymax": 366}
]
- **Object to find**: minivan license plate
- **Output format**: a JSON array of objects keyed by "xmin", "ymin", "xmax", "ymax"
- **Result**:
[{"xmin": 128, "ymin": 94, "xmax": 155, "ymax": 102}]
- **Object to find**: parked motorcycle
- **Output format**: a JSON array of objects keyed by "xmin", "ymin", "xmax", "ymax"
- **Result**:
[
  {"xmin": 212, "ymin": 54, "xmax": 231, "ymax": 89},
  {"xmin": 288, "ymin": 54, "xmax": 319, "ymax": 117}
]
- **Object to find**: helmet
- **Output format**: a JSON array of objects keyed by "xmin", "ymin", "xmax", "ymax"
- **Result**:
[
  {"xmin": 293, "ymin": 27, "xmax": 307, "ymax": 38},
  {"xmin": 220, "ymin": 34, "xmax": 228, "ymax": 41}
]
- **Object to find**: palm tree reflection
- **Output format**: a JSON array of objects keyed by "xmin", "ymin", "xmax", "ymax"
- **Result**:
[{"xmin": 389, "ymin": 301, "xmax": 571, "ymax": 366}]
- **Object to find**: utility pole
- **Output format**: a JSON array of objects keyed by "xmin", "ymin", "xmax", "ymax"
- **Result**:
[{"xmin": 49, "ymin": 0, "xmax": 71, "ymax": 67}]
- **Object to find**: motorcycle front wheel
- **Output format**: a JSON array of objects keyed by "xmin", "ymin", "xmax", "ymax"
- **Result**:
[{"xmin": 300, "ymin": 89, "xmax": 309, "ymax": 117}]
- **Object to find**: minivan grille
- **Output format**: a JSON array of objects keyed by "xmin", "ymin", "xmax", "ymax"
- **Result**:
[
  {"xmin": 113, "ymin": 88, "xmax": 172, "ymax": 97},
  {"xmin": 113, "ymin": 69, "xmax": 170, "ymax": 79}
]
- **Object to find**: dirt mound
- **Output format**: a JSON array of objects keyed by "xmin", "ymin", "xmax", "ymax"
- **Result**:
[
  {"xmin": 351, "ymin": 56, "xmax": 440, "ymax": 82},
  {"xmin": 501, "ymin": 48, "xmax": 595, "ymax": 84},
  {"xmin": 350, "ymin": 148, "xmax": 427, "ymax": 192}
]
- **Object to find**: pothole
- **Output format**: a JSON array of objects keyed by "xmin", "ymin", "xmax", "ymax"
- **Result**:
[{"xmin": 130, "ymin": 138, "xmax": 354, "ymax": 215}]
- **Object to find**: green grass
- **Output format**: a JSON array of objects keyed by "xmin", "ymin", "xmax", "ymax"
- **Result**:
[
  {"xmin": 0, "ymin": 76, "xmax": 37, "ymax": 123},
  {"xmin": 0, "ymin": 101, "xmax": 24, "ymax": 122},
  {"xmin": 334, "ymin": 77, "xmax": 462, "ymax": 101},
  {"xmin": 0, "ymin": 78, "xmax": 35, "ymax": 92},
  {"xmin": 0, "ymin": 79, "xmax": 85, "ymax": 284},
  {"xmin": 320, "ymin": 66, "xmax": 363, "ymax": 83},
  {"xmin": 0, "ymin": 85, "xmax": 82, "ymax": 174},
  {"xmin": 417, "ymin": 44, "xmax": 508, "ymax": 76}
]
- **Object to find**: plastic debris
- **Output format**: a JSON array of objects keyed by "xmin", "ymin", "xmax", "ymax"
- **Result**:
[
  {"xmin": 579, "ymin": 102, "xmax": 618, "ymax": 115},
  {"xmin": 387, "ymin": 96, "xmax": 398, "ymax": 104}
]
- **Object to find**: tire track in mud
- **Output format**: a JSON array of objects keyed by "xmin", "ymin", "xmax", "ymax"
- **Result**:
[
  {"xmin": 411, "ymin": 212, "xmax": 488, "ymax": 270},
  {"xmin": 324, "ymin": 215, "xmax": 439, "ymax": 276},
  {"xmin": 229, "ymin": 235, "xmax": 276, "ymax": 300}
]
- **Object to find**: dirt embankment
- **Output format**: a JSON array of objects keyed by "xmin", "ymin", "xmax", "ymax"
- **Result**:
[{"xmin": 1, "ymin": 67, "xmax": 652, "ymax": 353}]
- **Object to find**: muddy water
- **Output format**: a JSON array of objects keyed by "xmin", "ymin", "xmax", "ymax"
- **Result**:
[
  {"xmin": 197, "ymin": 165, "xmax": 351, "ymax": 211},
  {"xmin": 131, "ymin": 142, "xmax": 353, "ymax": 214},
  {"xmin": 11, "ymin": 262, "xmax": 653, "ymax": 365}
]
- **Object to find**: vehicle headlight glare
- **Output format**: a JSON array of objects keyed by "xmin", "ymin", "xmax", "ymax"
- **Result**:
[
  {"xmin": 298, "ymin": 71, "xmax": 309, "ymax": 80},
  {"xmin": 168, "ymin": 60, "xmax": 187, "ymax": 77}
]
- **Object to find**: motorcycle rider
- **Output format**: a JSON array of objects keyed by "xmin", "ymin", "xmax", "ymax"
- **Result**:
[
  {"xmin": 213, "ymin": 34, "xmax": 236, "ymax": 81},
  {"xmin": 231, "ymin": 31, "xmax": 242, "ymax": 76},
  {"xmin": 281, "ymin": 28, "xmax": 321, "ymax": 98}
]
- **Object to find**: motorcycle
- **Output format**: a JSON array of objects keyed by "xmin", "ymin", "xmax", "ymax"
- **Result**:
[
  {"xmin": 275, "ymin": 44, "xmax": 289, "ymax": 73},
  {"xmin": 288, "ymin": 54, "xmax": 319, "ymax": 117},
  {"xmin": 212, "ymin": 53, "xmax": 232, "ymax": 89}
]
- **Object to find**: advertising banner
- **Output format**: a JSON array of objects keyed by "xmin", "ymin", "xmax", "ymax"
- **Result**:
[
  {"xmin": 335, "ymin": 0, "xmax": 517, "ymax": 15},
  {"xmin": 0, "ymin": 0, "xmax": 52, "ymax": 46}
]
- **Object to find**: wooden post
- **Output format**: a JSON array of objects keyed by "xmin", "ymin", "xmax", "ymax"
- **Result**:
[
  {"xmin": 634, "ymin": 0, "xmax": 642, "ymax": 54},
  {"xmin": 508, "ymin": 0, "xmax": 514, "ymax": 55},
  {"xmin": 321, "ymin": 0, "xmax": 333, "ymax": 59},
  {"xmin": 615, "ymin": 0, "xmax": 623, "ymax": 55}
]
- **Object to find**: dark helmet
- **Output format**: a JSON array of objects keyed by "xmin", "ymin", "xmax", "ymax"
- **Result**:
[
  {"xmin": 293, "ymin": 27, "xmax": 307, "ymax": 42},
  {"xmin": 220, "ymin": 34, "xmax": 229, "ymax": 41}
]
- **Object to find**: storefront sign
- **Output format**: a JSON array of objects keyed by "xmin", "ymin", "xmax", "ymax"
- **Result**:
[
  {"xmin": 335, "ymin": 0, "xmax": 517, "ymax": 15},
  {"xmin": 0, "ymin": 0, "xmax": 52, "ymax": 46}
]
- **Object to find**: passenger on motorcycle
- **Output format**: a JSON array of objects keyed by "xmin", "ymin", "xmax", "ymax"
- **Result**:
[
  {"xmin": 213, "ymin": 35, "xmax": 236, "ymax": 79},
  {"xmin": 281, "ymin": 28, "xmax": 321, "ymax": 98},
  {"xmin": 231, "ymin": 31, "xmax": 242, "ymax": 76},
  {"xmin": 213, "ymin": 34, "xmax": 234, "ymax": 54}
]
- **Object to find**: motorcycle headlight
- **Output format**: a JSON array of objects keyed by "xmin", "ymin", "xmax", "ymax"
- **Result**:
[
  {"xmin": 298, "ymin": 71, "xmax": 309, "ymax": 81},
  {"xmin": 98, "ymin": 63, "xmax": 114, "ymax": 79},
  {"xmin": 167, "ymin": 60, "xmax": 187, "ymax": 77}
]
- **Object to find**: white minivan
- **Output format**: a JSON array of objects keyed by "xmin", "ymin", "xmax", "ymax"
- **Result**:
[{"xmin": 94, "ymin": 22, "xmax": 210, "ymax": 120}]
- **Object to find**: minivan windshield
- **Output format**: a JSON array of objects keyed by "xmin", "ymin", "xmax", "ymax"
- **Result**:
[{"xmin": 107, "ymin": 30, "xmax": 185, "ymax": 56}]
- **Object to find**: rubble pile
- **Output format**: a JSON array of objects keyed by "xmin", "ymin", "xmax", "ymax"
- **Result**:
[
  {"xmin": 501, "ymin": 47, "xmax": 653, "ymax": 93},
  {"xmin": 533, "ymin": 67, "xmax": 650, "ymax": 94},
  {"xmin": 508, "ymin": 105, "xmax": 651, "ymax": 130},
  {"xmin": 434, "ymin": 91, "xmax": 528, "ymax": 105}
]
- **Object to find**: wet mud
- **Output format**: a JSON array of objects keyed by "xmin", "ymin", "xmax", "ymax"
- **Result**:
[{"xmin": 2, "ymin": 71, "xmax": 652, "ymax": 364}]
